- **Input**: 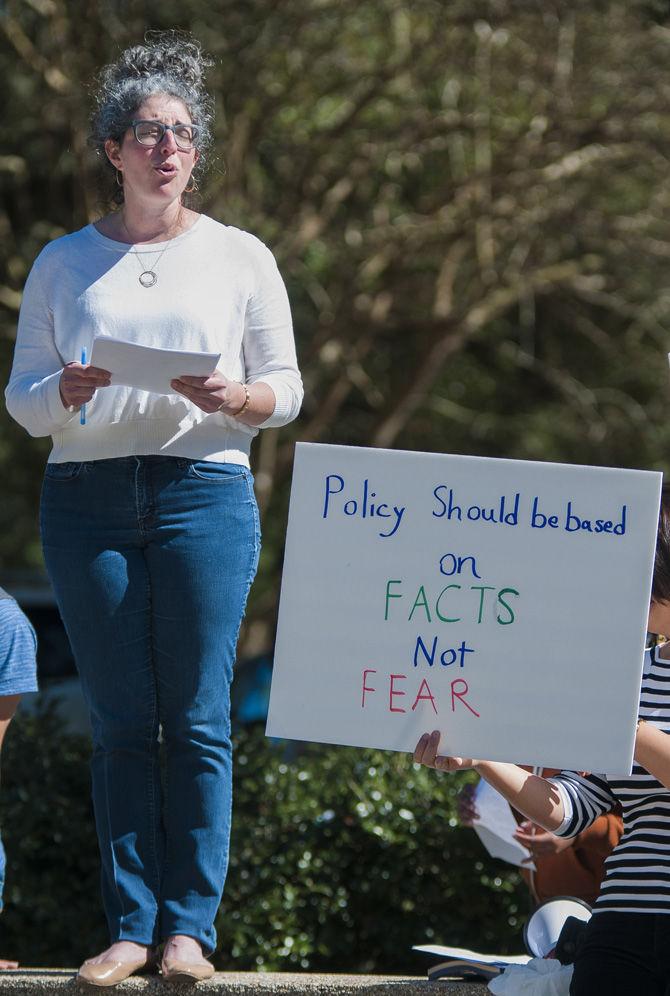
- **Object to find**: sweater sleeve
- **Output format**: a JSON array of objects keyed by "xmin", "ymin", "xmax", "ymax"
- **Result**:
[
  {"xmin": 5, "ymin": 255, "xmax": 78, "ymax": 438},
  {"xmin": 548, "ymin": 770, "xmax": 618, "ymax": 838},
  {"xmin": 242, "ymin": 243, "xmax": 303, "ymax": 429}
]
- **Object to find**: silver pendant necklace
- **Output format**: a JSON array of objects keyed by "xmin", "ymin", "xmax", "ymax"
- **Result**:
[
  {"xmin": 134, "ymin": 246, "xmax": 168, "ymax": 288},
  {"xmin": 120, "ymin": 213, "xmax": 180, "ymax": 288}
]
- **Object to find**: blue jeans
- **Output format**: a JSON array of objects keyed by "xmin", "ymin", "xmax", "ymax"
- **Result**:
[{"xmin": 40, "ymin": 456, "xmax": 260, "ymax": 953}]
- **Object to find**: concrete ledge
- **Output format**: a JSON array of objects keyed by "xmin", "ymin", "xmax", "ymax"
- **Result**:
[{"xmin": 0, "ymin": 972, "xmax": 488, "ymax": 995}]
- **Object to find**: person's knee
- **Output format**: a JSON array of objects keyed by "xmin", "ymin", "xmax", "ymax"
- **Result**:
[
  {"xmin": 161, "ymin": 715, "xmax": 232, "ymax": 756},
  {"xmin": 91, "ymin": 717, "xmax": 159, "ymax": 754}
]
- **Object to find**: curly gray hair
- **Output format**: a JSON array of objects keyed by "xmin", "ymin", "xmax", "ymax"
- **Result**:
[{"xmin": 90, "ymin": 31, "xmax": 214, "ymax": 204}]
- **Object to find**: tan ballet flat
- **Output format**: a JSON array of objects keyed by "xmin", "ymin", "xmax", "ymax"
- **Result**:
[
  {"xmin": 76, "ymin": 952, "xmax": 155, "ymax": 987},
  {"xmin": 161, "ymin": 956, "xmax": 215, "ymax": 983}
]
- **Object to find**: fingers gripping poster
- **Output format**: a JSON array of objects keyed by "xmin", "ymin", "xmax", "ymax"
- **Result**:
[{"xmin": 266, "ymin": 443, "xmax": 662, "ymax": 775}]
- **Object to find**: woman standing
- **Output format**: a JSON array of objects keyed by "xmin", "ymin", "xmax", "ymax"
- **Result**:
[{"xmin": 6, "ymin": 34, "xmax": 302, "ymax": 985}]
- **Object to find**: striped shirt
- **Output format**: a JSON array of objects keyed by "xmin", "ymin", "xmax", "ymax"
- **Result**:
[
  {"xmin": 550, "ymin": 645, "xmax": 670, "ymax": 915},
  {"xmin": 0, "ymin": 589, "xmax": 37, "ymax": 696}
]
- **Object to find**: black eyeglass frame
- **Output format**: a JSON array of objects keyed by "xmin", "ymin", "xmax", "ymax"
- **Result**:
[{"xmin": 129, "ymin": 120, "xmax": 200, "ymax": 150}]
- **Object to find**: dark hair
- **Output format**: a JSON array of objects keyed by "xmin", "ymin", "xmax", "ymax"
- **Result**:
[
  {"xmin": 653, "ymin": 483, "xmax": 670, "ymax": 604},
  {"xmin": 90, "ymin": 30, "xmax": 214, "ymax": 205}
]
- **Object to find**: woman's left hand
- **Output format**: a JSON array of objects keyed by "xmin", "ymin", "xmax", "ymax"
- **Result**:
[
  {"xmin": 171, "ymin": 371, "xmax": 246, "ymax": 415},
  {"xmin": 514, "ymin": 820, "xmax": 574, "ymax": 857}
]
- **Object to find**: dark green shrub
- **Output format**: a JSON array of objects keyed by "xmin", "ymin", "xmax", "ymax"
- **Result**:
[
  {"xmin": 1, "ymin": 707, "xmax": 106, "ymax": 966},
  {"xmin": 220, "ymin": 728, "xmax": 528, "ymax": 973},
  {"xmin": 0, "ymin": 711, "xmax": 527, "ymax": 970}
]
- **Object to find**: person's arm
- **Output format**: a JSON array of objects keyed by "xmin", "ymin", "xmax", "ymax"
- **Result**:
[
  {"xmin": 634, "ymin": 721, "xmax": 670, "ymax": 787},
  {"xmin": 414, "ymin": 730, "xmax": 565, "ymax": 831},
  {"xmin": 172, "ymin": 239, "xmax": 303, "ymax": 425},
  {"xmin": 414, "ymin": 730, "xmax": 616, "ymax": 837},
  {"xmin": 170, "ymin": 373, "xmax": 278, "ymax": 424},
  {"xmin": 0, "ymin": 599, "xmax": 38, "ymax": 700},
  {"xmin": 476, "ymin": 760, "xmax": 566, "ymax": 832},
  {"xmin": 237, "ymin": 239, "xmax": 303, "ymax": 429},
  {"xmin": 5, "ymin": 254, "xmax": 80, "ymax": 437}
]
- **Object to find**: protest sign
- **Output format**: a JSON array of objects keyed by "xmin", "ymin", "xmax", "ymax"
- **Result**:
[{"xmin": 266, "ymin": 443, "xmax": 662, "ymax": 773}]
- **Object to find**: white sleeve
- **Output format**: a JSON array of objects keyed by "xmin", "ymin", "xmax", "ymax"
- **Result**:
[
  {"xmin": 5, "ymin": 257, "xmax": 78, "ymax": 438},
  {"xmin": 242, "ymin": 244, "xmax": 303, "ymax": 429}
]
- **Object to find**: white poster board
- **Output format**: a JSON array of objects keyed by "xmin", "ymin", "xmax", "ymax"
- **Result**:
[{"xmin": 266, "ymin": 443, "xmax": 662, "ymax": 774}]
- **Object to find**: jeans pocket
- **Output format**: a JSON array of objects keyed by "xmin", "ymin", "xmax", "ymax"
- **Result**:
[
  {"xmin": 188, "ymin": 461, "xmax": 249, "ymax": 483},
  {"xmin": 44, "ymin": 461, "xmax": 83, "ymax": 481}
]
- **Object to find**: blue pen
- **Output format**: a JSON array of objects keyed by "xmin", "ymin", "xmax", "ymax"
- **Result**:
[{"xmin": 80, "ymin": 346, "xmax": 87, "ymax": 425}]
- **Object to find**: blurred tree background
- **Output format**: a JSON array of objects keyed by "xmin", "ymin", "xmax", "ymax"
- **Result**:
[
  {"xmin": 4, "ymin": 0, "xmax": 670, "ymax": 650},
  {"xmin": 2, "ymin": 0, "xmax": 670, "ymax": 969}
]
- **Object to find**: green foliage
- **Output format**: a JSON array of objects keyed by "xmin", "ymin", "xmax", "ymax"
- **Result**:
[
  {"xmin": 221, "ymin": 728, "xmax": 527, "ymax": 973},
  {"xmin": 0, "ymin": 710, "xmax": 527, "ymax": 970},
  {"xmin": 0, "ymin": 708, "xmax": 106, "ymax": 966}
]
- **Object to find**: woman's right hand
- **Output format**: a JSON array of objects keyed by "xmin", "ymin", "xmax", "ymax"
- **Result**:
[
  {"xmin": 59, "ymin": 362, "xmax": 111, "ymax": 409},
  {"xmin": 413, "ymin": 730, "xmax": 479, "ymax": 772}
]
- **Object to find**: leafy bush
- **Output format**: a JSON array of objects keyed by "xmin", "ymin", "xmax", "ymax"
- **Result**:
[
  {"xmin": 1, "ymin": 708, "xmax": 105, "ymax": 966},
  {"xmin": 222, "ymin": 728, "xmax": 528, "ymax": 972},
  {"xmin": 0, "ymin": 710, "xmax": 527, "ymax": 970}
]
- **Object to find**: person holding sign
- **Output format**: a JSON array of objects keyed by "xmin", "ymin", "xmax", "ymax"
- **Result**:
[
  {"xmin": 5, "ymin": 32, "xmax": 302, "ymax": 986},
  {"xmin": 415, "ymin": 484, "xmax": 670, "ymax": 996}
]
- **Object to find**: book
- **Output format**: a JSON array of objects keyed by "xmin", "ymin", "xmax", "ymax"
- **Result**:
[
  {"xmin": 413, "ymin": 944, "xmax": 530, "ymax": 981},
  {"xmin": 425, "ymin": 959, "xmax": 501, "ymax": 982}
]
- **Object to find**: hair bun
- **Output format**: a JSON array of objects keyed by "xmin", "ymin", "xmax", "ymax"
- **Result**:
[{"xmin": 111, "ymin": 31, "xmax": 212, "ymax": 94}]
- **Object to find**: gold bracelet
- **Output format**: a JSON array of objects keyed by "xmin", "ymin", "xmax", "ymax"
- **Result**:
[
  {"xmin": 637, "ymin": 718, "xmax": 646, "ymax": 732},
  {"xmin": 232, "ymin": 383, "xmax": 251, "ymax": 417}
]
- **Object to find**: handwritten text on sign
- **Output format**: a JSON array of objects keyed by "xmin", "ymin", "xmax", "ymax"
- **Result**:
[{"xmin": 266, "ymin": 444, "xmax": 661, "ymax": 774}]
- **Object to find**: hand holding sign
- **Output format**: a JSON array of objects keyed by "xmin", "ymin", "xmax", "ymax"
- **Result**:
[{"xmin": 413, "ymin": 729, "xmax": 478, "ymax": 772}]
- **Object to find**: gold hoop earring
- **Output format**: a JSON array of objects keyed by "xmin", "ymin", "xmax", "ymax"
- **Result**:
[
  {"xmin": 184, "ymin": 176, "xmax": 197, "ymax": 194},
  {"xmin": 115, "ymin": 170, "xmax": 123, "ymax": 187}
]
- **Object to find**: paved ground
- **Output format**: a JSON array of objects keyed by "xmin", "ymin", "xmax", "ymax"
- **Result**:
[{"xmin": 0, "ymin": 971, "xmax": 489, "ymax": 995}]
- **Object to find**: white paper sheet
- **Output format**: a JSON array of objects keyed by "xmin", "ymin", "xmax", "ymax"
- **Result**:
[
  {"xmin": 413, "ymin": 944, "xmax": 530, "ymax": 966},
  {"xmin": 89, "ymin": 336, "xmax": 221, "ymax": 397},
  {"xmin": 472, "ymin": 779, "xmax": 534, "ymax": 869}
]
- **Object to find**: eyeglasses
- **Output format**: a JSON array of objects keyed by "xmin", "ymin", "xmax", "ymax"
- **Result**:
[{"xmin": 130, "ymin": 120, "xmax": 200, "ymax": 151}]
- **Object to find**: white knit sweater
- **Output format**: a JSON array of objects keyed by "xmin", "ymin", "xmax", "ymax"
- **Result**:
[{"xmin": 5, "ymin": 215, "xmax": 303, "ymax": 465}]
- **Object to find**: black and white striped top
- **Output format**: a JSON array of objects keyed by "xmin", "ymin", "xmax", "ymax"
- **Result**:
[{"xmin": 550, "ymin": 645, "xmax": 670, "ymax": 915}]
